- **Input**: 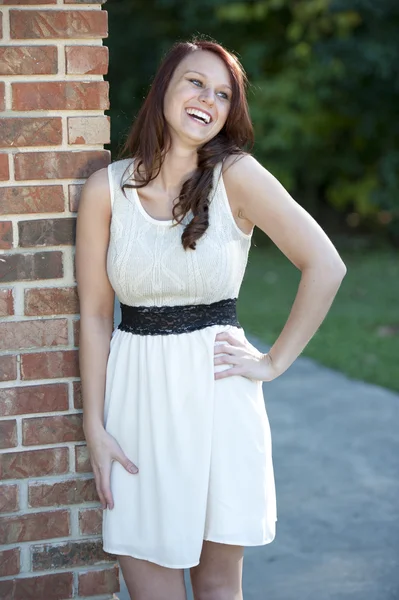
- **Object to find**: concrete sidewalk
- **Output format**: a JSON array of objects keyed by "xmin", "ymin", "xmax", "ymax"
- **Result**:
[{"xmin": 116, "ymin": 332, "xmax": 399, "ymax": 600}]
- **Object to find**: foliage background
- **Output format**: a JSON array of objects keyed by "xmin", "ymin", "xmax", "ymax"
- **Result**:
[{"xmin": 105, "ymin": 0, "xmax": 399, "ymax": 246}]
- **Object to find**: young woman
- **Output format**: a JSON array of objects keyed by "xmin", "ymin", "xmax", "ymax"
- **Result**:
[{"xmin": 75, "ymin": 38, "xmax": 346, "ymax": 600}]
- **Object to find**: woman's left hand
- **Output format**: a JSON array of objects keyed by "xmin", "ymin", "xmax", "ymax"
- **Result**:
[{"xmin": 214, "ymin": 330, "xmax": 279, "ymax": 382}]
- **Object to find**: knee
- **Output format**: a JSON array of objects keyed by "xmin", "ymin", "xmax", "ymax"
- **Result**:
[{"xmin": 192, "ymin": 580, "xmax": 242, "ymax": 600}]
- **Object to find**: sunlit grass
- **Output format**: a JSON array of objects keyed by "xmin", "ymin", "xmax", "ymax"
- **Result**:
[{"xmin": 238, "ymin": 244, "xmax": 399, "ymax": 392}]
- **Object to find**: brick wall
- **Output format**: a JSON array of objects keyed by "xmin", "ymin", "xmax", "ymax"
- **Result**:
[{"xmin": 0, "ymin": 0, "xmax": 117, "ymax": 598}]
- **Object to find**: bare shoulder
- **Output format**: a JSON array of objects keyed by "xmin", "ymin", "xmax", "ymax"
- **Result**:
[
  {"xmin": 221, "ymin": 153, "xmax": 257, "ymax": 233},
  {"xmin": 222, "ymin": 152, "xmax": 257, "ymax": 179},
  {"xmin": 222, "ymin": 153, "xmax": 298, "ymax": 225},
  {"xmin": 223, "ymin": 153, "xmax": 279, "ymax": 189},
  {"xmin": 75, "ymin": 166, "xmax": 116, "ymax": 316},
  {"xmin": 222, "ymin": 154, "xmax": 346, "ymax": 273},
  {"xmin": 76, "ymin": 166, "xmax": 112, "ymax": 265},
  {"xmin": 78, "ymin": 166, "xmax": 111, "ymax": 218}
]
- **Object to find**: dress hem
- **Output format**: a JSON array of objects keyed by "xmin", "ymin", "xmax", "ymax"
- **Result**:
[
  {"xmin": 102, "ymin": 546, "xmax": 200, "ymax": 569},
  {"xmin": 203, "ymin": 534, "xmax": 276, "ymax": 547},
  {"xmin": 103, "ymin": 531, "xmax": 277, "ymax": 570}
]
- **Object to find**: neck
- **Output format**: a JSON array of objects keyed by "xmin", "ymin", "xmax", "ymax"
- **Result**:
[{"xmin": 154, "ymin": 146, "xmax": 198, "ymax": 193}]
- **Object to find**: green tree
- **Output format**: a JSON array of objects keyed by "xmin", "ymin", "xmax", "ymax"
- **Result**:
[{"xmin": 105, "ymin": 0, "xmax": 399, "ymax": 243}]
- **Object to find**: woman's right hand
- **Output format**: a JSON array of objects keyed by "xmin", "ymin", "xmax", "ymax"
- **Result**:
[{"xmin": 85, "ymin": 427, "xmax": 139, "ymax": 510}]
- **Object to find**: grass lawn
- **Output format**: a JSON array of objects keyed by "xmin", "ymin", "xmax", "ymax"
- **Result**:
[{"xmin": 238, "ymin": 243, "xmax": 399, "ymax": 392}]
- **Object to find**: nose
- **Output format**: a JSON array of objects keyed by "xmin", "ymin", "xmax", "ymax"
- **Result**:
[{"xmin": 199, "ymin": 87, "xmax": 215, "ymax": 107}]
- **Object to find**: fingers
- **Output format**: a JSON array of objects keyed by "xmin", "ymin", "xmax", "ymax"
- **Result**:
[
  {"xmin": 214, "ymin": 332, "xmax": 257, "ymax": 380},
  {"xmin": 214, "ymin": 354, "xmax": 239, "ymax": 366},
  {"xmin": 92, "ymin": 451, "xmax": 138, "ymax": 512},
  {"xmin": 109, "ymin": 436, "xmax": 139, "ymax": 475},
  {"xmin": 214, "ymin": 366, "xmax": 241, "ymax": 380},
  {"xmin": 215, "ymin": 331, "xmax": 243, "ymax": 346},
  {"xmin": 92, "ymin": 465, "xmax": 108, "ymax": 510},
  {"xmin": 99, "ymin": 463, "xmax": 114, "ymax": 510},
  {"xmin": 214, "ymin": 342, "xmax": 236, "ymax": 355},
  {"xmin": 114, "ymin": 450, "xmax": 139, "ymax": 475}
]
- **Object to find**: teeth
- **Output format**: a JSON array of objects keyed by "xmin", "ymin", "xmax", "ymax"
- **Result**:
[{"xmin": 186, "ymin": 108, "xmax": 211, "ymax": 124}]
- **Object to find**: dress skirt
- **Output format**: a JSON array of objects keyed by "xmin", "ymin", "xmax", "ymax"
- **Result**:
[{"xmin": 102, "ymin": 323, "xmax": 277, "ymax": 569}]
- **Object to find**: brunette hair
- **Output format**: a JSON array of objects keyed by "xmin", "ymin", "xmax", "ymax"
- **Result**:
[{"xmin": 117, "ymin": 36, "xmax": 254, "ymax": 250}]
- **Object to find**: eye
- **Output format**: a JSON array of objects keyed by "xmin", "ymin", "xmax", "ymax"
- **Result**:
[{"xmin": 189, "ymin": 78, "xmax": 230, "ymax": 101}]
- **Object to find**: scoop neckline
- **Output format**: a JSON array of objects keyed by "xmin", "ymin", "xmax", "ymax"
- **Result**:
[
  {"xmin": 127, "ymin": 158, "xmax": 174, "ymax": 225},
  {"xmin": 128, "ymin": 157, "xmax": 221, "ymax": 227},
  {"xmin": 132, "ymin": 187, "xmax": 175, "ymax": 226}
]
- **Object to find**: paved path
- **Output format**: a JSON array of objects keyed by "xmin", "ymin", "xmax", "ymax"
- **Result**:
[{"xmin": 114, "ymin": 327, "xmax": 399, "ymax": 600}]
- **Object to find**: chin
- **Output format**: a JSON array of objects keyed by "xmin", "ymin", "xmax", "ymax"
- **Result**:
[{"xmin": 183, "ymin": 129, "xmax": 211, "ymax": 144}]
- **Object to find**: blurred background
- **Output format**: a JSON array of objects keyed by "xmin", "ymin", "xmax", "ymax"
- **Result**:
[{"xmin": 105, "ymin": 0, "xmax": 399, "ymax": 392}]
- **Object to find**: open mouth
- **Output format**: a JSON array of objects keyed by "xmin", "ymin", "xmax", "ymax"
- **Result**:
[{"xmin": 185, "ymin": 108, "xmax": 212, "ymax": 126}]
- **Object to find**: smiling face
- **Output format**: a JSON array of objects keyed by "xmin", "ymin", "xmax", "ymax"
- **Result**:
[{"xmin": 163, "ymin": 49, "xmax": 233, "ymax": 148}]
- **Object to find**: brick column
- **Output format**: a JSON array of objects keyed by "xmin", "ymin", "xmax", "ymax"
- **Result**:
[{"xmin": 0, "ymin": 1, "xmax": 118, "ymax": 598}]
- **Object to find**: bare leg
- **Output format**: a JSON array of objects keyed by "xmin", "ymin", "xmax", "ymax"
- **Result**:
[
  {"xmin": 190, "ymin": 540, "xmax": 244, "ymax": 600},
  {"xmin": 118, "ymin": 554, "xmax": 187, "ymax": 600}
]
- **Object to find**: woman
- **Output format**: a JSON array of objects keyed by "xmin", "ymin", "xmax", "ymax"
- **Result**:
[{"xmin": 75, "ymin": 38, "xmax": 346, "ymax": 600}]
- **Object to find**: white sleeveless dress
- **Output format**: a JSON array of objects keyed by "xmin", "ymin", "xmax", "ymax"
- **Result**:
[{"xmin": 102, "ymin": 157, "xmax": 277, "ymax": 569}]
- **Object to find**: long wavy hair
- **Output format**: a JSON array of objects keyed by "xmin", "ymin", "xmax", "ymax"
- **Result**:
[{"xmin": 117, "ymin": 37, "xmax": 254, "ymax": 250}]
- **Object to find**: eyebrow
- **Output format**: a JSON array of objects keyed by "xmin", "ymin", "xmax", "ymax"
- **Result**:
[{"xmin": 183, "ymin": 70, "xmax": 232, "ymax": 91}]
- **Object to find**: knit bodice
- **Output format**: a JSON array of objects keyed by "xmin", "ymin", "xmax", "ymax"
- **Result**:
[{"xmin": 106, "ymin": 157, "xmax": 252, "ymax": 307}]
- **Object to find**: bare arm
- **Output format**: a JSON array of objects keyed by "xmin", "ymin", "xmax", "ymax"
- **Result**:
[
  {"xmin": 75, "ymin": 167, "xmax": 138, "ymax": 509},
  {"xmin": 222, "ymin": 154, "xmax": 347, "ymax": 379},
  {"xmin": 75, "ymin": 167, "xmax": 115, "ymax": 432}
]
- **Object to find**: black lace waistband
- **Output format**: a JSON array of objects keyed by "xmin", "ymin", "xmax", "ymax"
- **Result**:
[{"xmin": 117, "ymin": 298, "xmax": 242, "ymax": 336}]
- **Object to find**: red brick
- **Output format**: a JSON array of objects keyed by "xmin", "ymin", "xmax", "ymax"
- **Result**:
[
  {"xmin": 0, "ymin": 221, "xmax": 13, "ymax": 249},
  {"xmin": 18, "ymin": 217, "xmax": 76, "ymax": 247},
  {"xmin": 0, "ymin": 420, "xmax": 17, "ymax": 449},
  {"xmin": 14, "ymin": 150, "xmax": 110, "ymax": 180},
  {"xmin": 0, "ymin": 355, "xmax": 17, "ymax": 382},
  {"xmin": 0, "ymin": 548, "xmax": 20, "ymax": 578},
  {"xmin": 0, "ymin": 484, "xmax": 19, "ymax": 513},
  {"xmin": 66, "ymin": 0, "xmax": 106, "ymax": 3},
  {"xmin": 25, "ymin": 286, "xmax": 79, "ymax": 316},
  {"xmin": 23, "ymin": 413, "xmax": 84, "ymax": 445},
  {"xmin": 0, "ymin": 447, "xmax": 69, "ymax": 480},
  {"xmin": 0, "ymin": 581, "xmax": 12, "ymax": 599},
  {"xmin": 29, "ymin": 477, "xmax": 97, "ymax": 507},
  {"xmin": 0, "ymin": 153, "xmax": 9, "ymax": 179},
  {"xmin": 79, "ymin": 565, "xmax": 119, "ymax": 596},
  {"xmin": 68, "ymin": 115, "xmax": 110, "ymax": 145},
  {"xmin": 0, "ymin": 383, "xmax": 68, "ymax": 417},
  {"xmin": 0, "ymin": 251, "xmax": 63, "ymax": 283},
  {"xmin": 79, "ymin": 507, "xmax": 102, "ymax": 535},
  {"xmin": 0, "ymin": 572, "xmax": 73, "ymax": 600},
  {"xmin": 0, "ymin": 117, "xmax": 62, "ymax": 148},
  {"xmin": 0, "ymin": 509, "xmax": 70, "ymax": 544},
  {"xmin": 65, "ymin": 45, "xmax": 108, "ymax": 75},
  {"xmin": 73, "ymin": 380, "xmax": 82, "ymax": 409},
  {"xmin": 0, "ymin": 288, "xmax": 14, "ymax": 316},
  {"xmin": 75, "ymin": 444, "xmax": 92, "ymax": 473},
  {"xmin": 68, "ymin": 184, "xmax": 83, "ymax": 212},
  {"xmin": 2, "ymin": 0, "xmax": 56, "ymax": 4},
  {"xmin": 0, "ymin": 45, "xmax": 57, "ymax": 75},
  {"xmin": 0, "ymin": 82, "xmax": 5, "ymax": 111},
  {"xmin": 13, "ymin": 81, "xmax": 109, "ymax": 112},
  {"xmin": 73, "ymin": 318, "xmax": 80, "ymax": 347},
  {"xmin": 10, "ymin": 10, "xmax": 108, "ymax": 39},
  {"xmin": 21, "ymin": 350, "xmax": 79, "ymax": 380},
  {"xmin": 0, "ymin": 319, "xmax": 68, "ymax": 351},
  {"xmin": 32, "ymin": 539, "xmax": 115, "ymax": 570},
  {"xmin": 0, "ymin": 185, "xmax": 64, "ymax": 214}
]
